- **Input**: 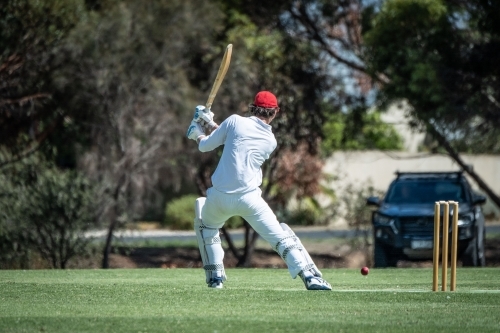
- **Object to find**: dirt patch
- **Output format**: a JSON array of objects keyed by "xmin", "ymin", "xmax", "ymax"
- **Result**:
[{"xmin": 106, "ymin": 238, "xmax": 500, "ymax": 269}]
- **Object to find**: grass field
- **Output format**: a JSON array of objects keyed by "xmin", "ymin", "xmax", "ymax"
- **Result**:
[{"xmin": 1, "ymin": 268, "xmax": 500, "ymax": 333}]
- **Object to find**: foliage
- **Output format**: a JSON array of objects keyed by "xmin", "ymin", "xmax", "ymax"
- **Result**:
[
  {"xmin": 268, "ymin": 142, "xmax": 340, "ymax": 226},
  {"xmin": 268, "ymin": 142, "xmax": 325, "ymax": 223},
  {"xmin": 272, "ymin": 143, "xmax": 324, "ymax": 201},
  {"xmin": 362, "ymin": 0, "xmax": 500, "ymax": 209},
  {"xmin": 0, "ymin": 223, "xmax": 32, "ymax": 269},
  {"xmin": 0, "ymin": 0, "xmax": 87, "ymax": 165},
  {"xmin": 258, "ymin": 0, "xmax": 500, "ymax": 212},
  {"xmin": 0, "ymin": 155, "xmax": 100, "ymax": 269},
  {"xmin": 286, "ymin": 197, "xmax": 323, "ymax": 226},
  {"xmin": 225, "ymin": 215, "xmax": 244, "ymax": 229},
  {"xmin": 322, "ymin": 109, "xmax": 404, "ymax": 154},
  {"xmin": 338, "ymin": 182, "xmax": 380, "ymax": 231},
  {"xmin": 335, "ymin": 181, "xmax": 383, "ymax": 267},
  {"xmin": 224, "ymin": 0, "xmax": 401, "ymax": 226},
  {"xmin": 215, "ymin": 4, "xmax": 333, "ymax": 178},
  {"xmin": 51, "ymin": 0, "xmax": 235, "ymax": 267},
  {"xmin": 363, "ymin": 0, "xmax": 500, "ymax": 153},
  {"xmin": 164, "ymin": 195, "xmax": 198, "ymax": 230},
  {"xmin": 7, "ymin": 0, "xmax": 497, "ymax": 268},
  {"xmin": 1, "ymin": 0, "xmax": 398, "ymax": 227}
]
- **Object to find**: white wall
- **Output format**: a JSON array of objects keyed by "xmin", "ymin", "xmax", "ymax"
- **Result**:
[
  {"xmin": 380, "ymin": 104, "xmax": 426, "ymax": 153},
  {"xmin": 324, "ymin": 151, "xmax": 500, "ymax": 219}
]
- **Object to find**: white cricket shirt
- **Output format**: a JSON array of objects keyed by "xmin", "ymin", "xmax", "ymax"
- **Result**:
[{"xmin": 198, "ymin": 115, "xmax": 277, "ymax": 193}]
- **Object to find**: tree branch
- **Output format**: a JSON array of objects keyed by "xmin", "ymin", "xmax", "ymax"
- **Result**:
[
  {"xmin": 0, "ymin": 115, "xmax": 62, "ymax": 169},
  {"xmin": 0, "ymin": 93, "xmax": 50, "ymax": 108},
  {"xmin": 428, "ymin": 122, "xmax": 500, "ymax": 209},
  {"xmin": 290, "ymin": 5, "xmax": 368, "ymax": 74}
]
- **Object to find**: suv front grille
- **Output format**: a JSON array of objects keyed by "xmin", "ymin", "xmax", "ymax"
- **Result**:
[{"xmin": 400, "ymin": 217, "xmax": 439, "ymax": 237}]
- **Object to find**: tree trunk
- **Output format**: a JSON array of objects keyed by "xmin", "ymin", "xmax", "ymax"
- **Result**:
[
  {"xmin": 220, "ymin": 227, "xmax": 240, "ymax": 260},
  {"xmin": 102, "ymin": 174, "xmax": 127, "ymax": 269},
  {"xmin": 101, "ymin": 218, "xmax": 117, "ymax": 269},
  {"xmin": 429, "ymin": 124, "xmax": 500, "ymax": 208},
  {"xmin": 237, "ymin": 222, "xmax": 259, "ymax": 267}
]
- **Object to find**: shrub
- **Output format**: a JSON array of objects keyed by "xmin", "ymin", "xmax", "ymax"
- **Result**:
[
  {"xmin": 0, "ymin": 155, "xmax": 100, "ymax": 269},
  {"xmin": 286, "ymin": 197, "xmax": 322, "ymax": 226},
  {"xmin": 226, "ymin": 215, "xmax": 243, "ymax": 229},
  {"xmin": 164, "ymin": 195, "xmax": 198, "ymax": 230}
]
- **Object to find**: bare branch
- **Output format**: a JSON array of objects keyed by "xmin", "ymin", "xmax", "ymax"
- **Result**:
[
  {"xmin": 0, "ymin": 93, "xmax": 50, "ymax": 108},
  {"xmin": 290, "ymin": 3, "xmax": 367, "ymax": 74},
  {"xmin": 0, "ymin": 116, "xmax": 61, "ymax": 169}
]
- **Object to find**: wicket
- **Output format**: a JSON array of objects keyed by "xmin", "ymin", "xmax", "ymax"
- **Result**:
[{"xmin": 432, "ymin": 201, "xmax": 459, "ymax": 291}]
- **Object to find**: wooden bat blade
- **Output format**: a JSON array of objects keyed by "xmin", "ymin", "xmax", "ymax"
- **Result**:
[{"xmin": 206, "ymin": 44, "xmax": 232, "ymax": 110}]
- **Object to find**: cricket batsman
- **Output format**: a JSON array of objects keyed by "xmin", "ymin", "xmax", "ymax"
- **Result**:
[{"xmin": 186, "ymin": 91, "xmax": 332, "ymax": 290}]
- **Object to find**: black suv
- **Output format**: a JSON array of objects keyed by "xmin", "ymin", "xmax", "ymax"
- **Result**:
[{"xmin": 366, "ymin": 171, "xmax": 487, "ymax": 268}]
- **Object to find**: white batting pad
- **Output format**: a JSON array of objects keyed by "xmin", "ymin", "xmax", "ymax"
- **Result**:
[
  {"xmin": 194, "ymin": 197, "xmax": 227, "ymax": 284},
  {"xmin": 275, "ymin": 223, "xmax": 323, "ymax": 278}
]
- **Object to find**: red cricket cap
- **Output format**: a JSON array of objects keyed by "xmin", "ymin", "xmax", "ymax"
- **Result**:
[{"xmin": 254, "ymin": 91, "xmax": 278, "ymax": 108}]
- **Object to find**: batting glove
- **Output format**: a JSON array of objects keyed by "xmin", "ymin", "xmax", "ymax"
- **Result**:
[
  {"xmin": 186, "ymin": 120, "xmax": 205, "ymax": 141},
  {"xmin": 193, "ymin": 105, "xmax": 216, "ymax": 129}
]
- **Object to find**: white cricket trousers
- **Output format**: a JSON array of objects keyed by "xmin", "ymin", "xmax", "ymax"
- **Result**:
[{"xmin": 202, "ymin": 187, "xmax": 306, "ymax": 277}]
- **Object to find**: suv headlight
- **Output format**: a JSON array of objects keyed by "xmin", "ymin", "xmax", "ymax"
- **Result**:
[
  {"xmin": 373, "ymin": 213, "xmax": 398, "ymax": 234},
  {"xmin": 457, "ymin": 212, "xmax": 474, "ymax": 226},
  {"xmin": 374, "ymin": 213, "xmax": 395, "ymax": 225}
]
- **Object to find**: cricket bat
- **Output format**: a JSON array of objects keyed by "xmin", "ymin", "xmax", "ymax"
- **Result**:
[{"xmin": 205, "ymin": 44, "xmax": 232, "ymax": 110}]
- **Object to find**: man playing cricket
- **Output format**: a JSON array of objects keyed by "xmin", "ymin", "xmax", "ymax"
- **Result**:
[{"xmin": 186, "ymin": 91, "xmax": 332, "ymax": 290}]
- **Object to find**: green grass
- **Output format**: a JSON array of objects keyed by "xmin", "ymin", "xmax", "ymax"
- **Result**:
[{"xmin": 1, "ymin": 268, "xmax": 500, "ymax": 333}]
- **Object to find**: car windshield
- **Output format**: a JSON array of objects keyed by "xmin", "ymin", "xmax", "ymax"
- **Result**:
[{"xmin": 385, "ymin": 181, "xmax": 467, "ymax": 204}]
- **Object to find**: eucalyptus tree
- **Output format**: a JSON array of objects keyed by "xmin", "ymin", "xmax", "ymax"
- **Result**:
[
  {"xmin": 0, "ymin": 0, "xmax": 87, "ymax": 166},
  {"xmin": 263, "ymin": 0, "xmax": 500, "ymax": 207},
  {"xmin": 363, "ymin": 0, "xmax": 500, "ymax": 207}
]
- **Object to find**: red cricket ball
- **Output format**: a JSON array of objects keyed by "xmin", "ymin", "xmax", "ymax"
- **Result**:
[{"xmin": 361, "ymin": 266, "xmax": 369, "ymax": 276}]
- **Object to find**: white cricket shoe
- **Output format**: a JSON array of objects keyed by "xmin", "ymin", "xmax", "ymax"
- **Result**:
[
  {"xmin": 208, "ymin": 278, "xmax": 224, "ymax": 289},
  {"xmin": 299, "ymin": 271, "xmax": 332, "ymax": 291}
]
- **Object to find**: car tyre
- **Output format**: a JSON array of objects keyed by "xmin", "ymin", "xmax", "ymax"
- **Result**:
[
  {"xmin": 374, "ymin": 240, "xmax": 398, "ymax": 268},
  {"xmin": 462, "ymin": 227, "xmax": 485, "ymax": 267},
  {"xmin": 479, "ymin": 228, "xmax": 486, "ymax": 267}
]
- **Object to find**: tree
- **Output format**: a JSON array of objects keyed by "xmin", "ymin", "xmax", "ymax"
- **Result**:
[
  {"xmin": 363, "ymin": 0, "xmax": 500, "ymax": 207},
  {"xmin": 0, "ymin": 0, "xmax": 87, "ymax": 167},
  {"xmin": 265, "ymin": 0, "xmax": 500, "ymax": 209},
  {"xmin": 0, "ymin": 0, "xmax": 414, "ymax": 270}
]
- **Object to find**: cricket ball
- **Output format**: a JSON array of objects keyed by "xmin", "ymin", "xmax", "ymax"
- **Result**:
[{"xmin": 361, "ymin": 266, "xmax": 369, "ymax": 276}]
